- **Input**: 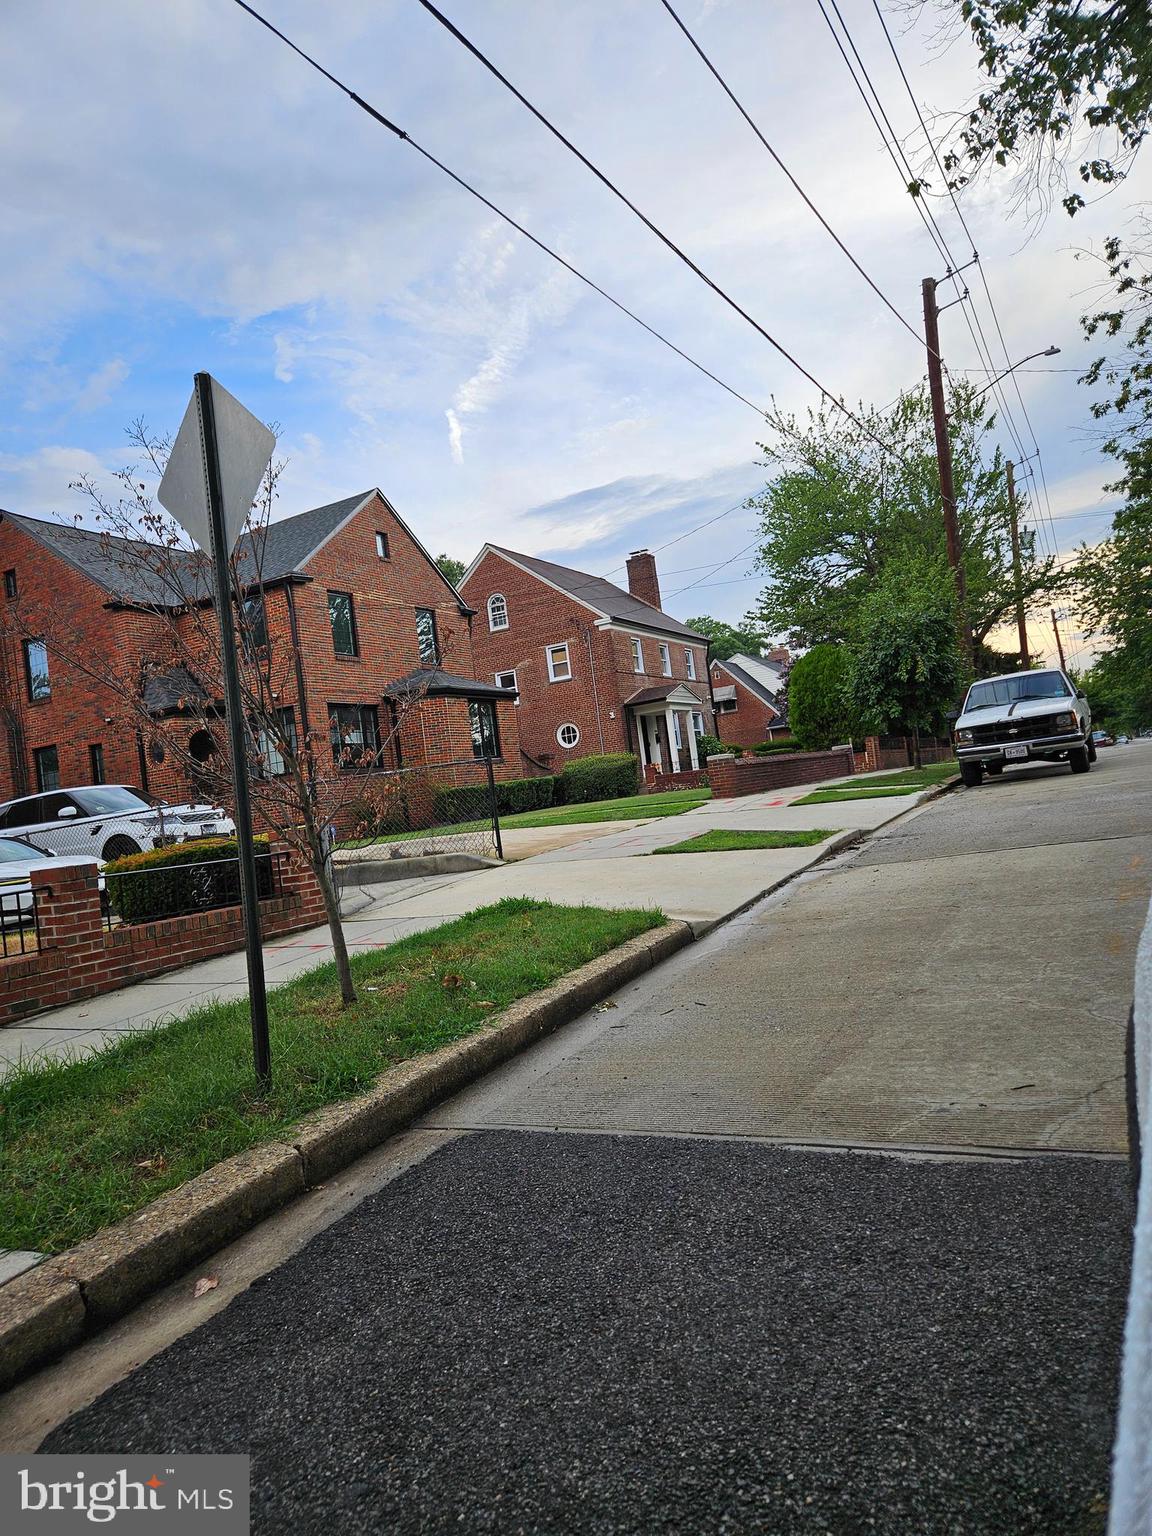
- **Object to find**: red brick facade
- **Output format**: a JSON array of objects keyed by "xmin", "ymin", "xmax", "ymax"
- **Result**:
[
  {"xmin": 0, "ymin": 492, "xmax": 519, "ymax": 810},
  {"xmin": 709, "ymin": 659, "xmax": 786, "ymax": 750},
  {"xmin": 462, "ymin": 548, "xmax": 713, "ymax": 775}
]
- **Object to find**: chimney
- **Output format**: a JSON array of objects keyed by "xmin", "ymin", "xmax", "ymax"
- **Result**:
[
  {"xmin": 764, "ymin": 645, "xmax": 791, "ymax": 667},
  {"xmin": 626, "ymin": 549, "xmax": 661, "ymax": 610}
]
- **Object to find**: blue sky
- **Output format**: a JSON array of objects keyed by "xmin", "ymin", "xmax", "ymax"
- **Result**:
[{"xmin": 3, "ymin": 0, "xmax": 1143, "ymax": 665}]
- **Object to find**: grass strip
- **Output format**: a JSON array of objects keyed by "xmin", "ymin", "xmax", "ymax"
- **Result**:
[
  {"xmin": 0, "ymin": 898, "xmax": 664, "ymax": 1255},
  {"xmin": 652, "ymin": 828, "xmax": 840, "ymax": 855},
  {"xmin": 793, "ymin": 786, "xmax": 925, "ymax": 804},
  {"xmin": 824, "ymin": 761, "xmax": 958, "ymax": 791},
  {"xmin": 338, "ymin": 789, "xmax": 712, "ymax": 847}
]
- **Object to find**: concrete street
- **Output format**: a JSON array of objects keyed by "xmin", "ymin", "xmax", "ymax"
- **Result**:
[{"xmin": 6, "ymin": 745, "xmax": 1148, "ymax": 1532}]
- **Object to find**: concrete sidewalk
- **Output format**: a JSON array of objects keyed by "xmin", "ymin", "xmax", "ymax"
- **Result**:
[{"xmin": 0, "ymin": 771, "xmax": 946, "ymax": 1076}]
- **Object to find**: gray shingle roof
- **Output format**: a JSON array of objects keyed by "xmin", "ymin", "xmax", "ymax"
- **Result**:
[
  {"xmin": 382, "ymin": 668, "xmax": 516, "ymax": 701},
  {"xmin": 716, "ymin": 656, "xmax": 781, "ymax": 710},
  {"xmin": 1, "ymin": 492, "xmax": 375, "ymax": 608},
  {"xmin": 486, "ymin": 546, "xmax": 706, "ymax": 641},
  {"xmin": 141, "ymin": 665, "xmax": 214, "ymax": 715}
]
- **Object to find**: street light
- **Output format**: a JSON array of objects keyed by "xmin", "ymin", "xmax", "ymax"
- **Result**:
[{"xmin": 972, "ymin": 346, "xmax": 1060, "ymax": 399}]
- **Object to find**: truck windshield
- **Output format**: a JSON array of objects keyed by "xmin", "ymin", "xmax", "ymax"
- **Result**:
[{"xmin": 965, "ymin": 672, "xmax": 1072, "ymax": 712}]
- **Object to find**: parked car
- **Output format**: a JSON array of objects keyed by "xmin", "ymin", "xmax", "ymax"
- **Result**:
[
  {"xmin": 1092, "ymin": 729, "xmax": 1115, "ymax": 748},
  {"xmin": 0, "ymin": 834, "xmax": 107, "ymax": 921},
  {"xmin": 1116, "ymin": 734, "xmax": 1130, "ymax": 744},
  {"xmin": 0, "ymin": 785, "xmax": 235, "ymax": 864},
  {"xmin": 952, "ymin": 668, "xmax": 1092, "ymax": 787}
]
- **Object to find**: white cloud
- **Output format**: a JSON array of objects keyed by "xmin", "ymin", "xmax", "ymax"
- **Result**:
[{"xmin": 75, "ymin": 358, "xmax": 129, "ymax": 412}]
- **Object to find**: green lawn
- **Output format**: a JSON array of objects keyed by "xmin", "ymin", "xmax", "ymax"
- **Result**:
[
  {"xmin": 793, "ymin": 785, "xmax": 926, "ymax": 805},
  {"xmin": 826, "ymin": 760, "xmax": 958, "ymax": 791},
  {"xmin": 339, "ymin": 788, "xmax": 712, "ymax": 848},
  {"xmin": 0, "ymin": 899, "xmax": 664, "ymax": 1255},
  {"xmin": 652, "ymin": 828, "xmax": 841, "ymax": 855}
]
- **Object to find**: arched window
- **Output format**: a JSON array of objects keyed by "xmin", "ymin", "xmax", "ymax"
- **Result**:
[
  {"xmin": 556, "ymin": 723, "xmax": 580, "ymax": 749},
  {"xmin": 487, "ymin": 593, "xmax": 509, "ymax": 631}
]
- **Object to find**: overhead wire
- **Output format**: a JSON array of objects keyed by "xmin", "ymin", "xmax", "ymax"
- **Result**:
[
  {"xmin": 410, "ymin": 0, "xmax": 904, "ymax": 452},
  {"xmin": 230, "ymin": 0, "xmax": 774, "ymax": 420}
]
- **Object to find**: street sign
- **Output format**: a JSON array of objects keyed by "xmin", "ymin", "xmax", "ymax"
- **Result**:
[{"xmin": 158, "ymin": 376, "xmax": 275, "ymax": 554}]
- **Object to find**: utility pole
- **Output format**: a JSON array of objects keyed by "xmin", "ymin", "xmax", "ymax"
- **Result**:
[
  {"xmin": 922, "ymin": 277, "xmax": 970, "ymax": 660},
  {"xmin": 1005, "ymin": 460, "xmax": 1029, "ymax": 669},
  {"xmin": 1051, "ymin": 609, "xmax": 1067, "ymax": 672}
]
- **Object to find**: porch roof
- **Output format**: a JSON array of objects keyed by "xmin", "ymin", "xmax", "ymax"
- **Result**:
[
  {"xmin": 624, "ymin": 682, "xmax": 703, "ymax": 709},
  {"xmin": 382, "ymin": 667, "xmax": 517, "ymax": 701}
]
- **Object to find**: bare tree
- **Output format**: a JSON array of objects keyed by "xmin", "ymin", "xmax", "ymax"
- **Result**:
[{"xmin": 6, "ymin": 424, "xmax": 428, "ymax": 1008}]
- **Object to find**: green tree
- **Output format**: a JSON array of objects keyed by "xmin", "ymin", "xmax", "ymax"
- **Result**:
[
  {"xmin": 787, "ymin": 644, "xmax": 856, "ymax": 750},
  {"xmin": 436, "ymin": 553, "xmax": 467, "ymax": 586},
  {"xmin": 850, "ymin": 561, "xmax": 969, "ymax": 765},
  {"xmin": 936, "ymin": 0, "xmax": 1152, "ymax": 218},
  {"xmin": 684, "ymin": 614, "xmax": 771, "ymax": 661},
  {"xmin": 747, "ymin": 383, "xmax": 1062, "ymax": 650}
]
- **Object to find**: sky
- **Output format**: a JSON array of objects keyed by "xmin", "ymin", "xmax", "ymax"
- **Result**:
[{"xmin": 3, "ymin": 0, "xmax": 1144, "ymax": 669}]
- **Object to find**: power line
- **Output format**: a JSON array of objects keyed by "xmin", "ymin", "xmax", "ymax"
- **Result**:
[
  {"xmin": 666, "ymin": 536, "xmax": 762, "ymax": 598},
  {"xmin": 230, "ymin": 0, "xmax": 772, "ymax": 420},
  {"xmin": 412, "ymin": 0, "xmax": 899, "ymax": 450},
  {"xmin": 656, "ymin": 0, "xmax": 926, "ymax": 352}
]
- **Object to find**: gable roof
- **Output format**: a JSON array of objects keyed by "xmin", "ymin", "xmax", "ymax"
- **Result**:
[
  {"xmin": 712, "ymin": 654, "xmax": 782, "ymax": 712},
  {"xmin": 469, "ymin": 544, "xmax": 706, "ymax": 642},
  {"xmin": 1, "ymin": 491, "xmax": 469, "ymax": 612}
]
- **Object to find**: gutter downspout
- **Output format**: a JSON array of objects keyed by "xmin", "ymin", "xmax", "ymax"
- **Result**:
[{"xmin": 583, "ymin": 626, "xmax": 606, "ymax": 754}]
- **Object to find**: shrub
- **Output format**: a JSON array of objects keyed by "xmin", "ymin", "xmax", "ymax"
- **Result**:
[
  {"xmin": 497, "ymin": 775, "xmax": 555, "ymax": 814},
  {"xmin": 787, "ymin": 645, "xmax": 857, "ymax": 749},
  {"xmin": 696, "ymin": 733, "xmax": 728, "ymax": 760},
  {"xmin": 431, "ymin": 775, "xmax": 555, "ymax": 826},
  {"xmin": 749, "ymin": 735, "xmax": 800, "ymax": 755},
  {"xmin": 105, "ymin": 836, "xmax": 273, "ymax": 925},
  {"xmin": 558, "ymin": 753, "xmax": 640, "ymax": 804}
]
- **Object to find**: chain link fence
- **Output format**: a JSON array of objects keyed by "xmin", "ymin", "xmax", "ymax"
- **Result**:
[{"xmin": 333, "ymin": 758, "xmax": 503, "ymax": 904}]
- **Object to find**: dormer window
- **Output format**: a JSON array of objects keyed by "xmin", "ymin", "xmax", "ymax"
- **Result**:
[{"xmin": 487, "ymin": 593, "xmax": 509, "ymax": 631}]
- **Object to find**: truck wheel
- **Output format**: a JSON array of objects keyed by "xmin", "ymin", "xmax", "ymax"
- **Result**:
[
  {"xmin": 1069, "ymin": 746, "xmax": 1091, "ymax": 774},
  {"xmin": 986, "ymin": 763, "xmax": 1004, "ymax": 776},
  {"xmin": 960, "ymin": 761, "xmax": 983, "ymax": 787},
  {"xmin": 103, "ymin": 835, "xmax": 141, "ymax": 861}
]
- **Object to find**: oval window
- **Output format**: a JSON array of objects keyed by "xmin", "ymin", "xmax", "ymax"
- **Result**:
[{"xmin": 556, "ymin": 723, "xmax": 580, "ymax": 748}]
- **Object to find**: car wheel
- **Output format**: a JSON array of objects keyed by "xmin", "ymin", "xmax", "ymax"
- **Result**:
[
  {"xmin": 959, "ymin": 761, "xmax": 983, "ymax": 787},
  {"xmin": 986, "ymin": 763, "xmax": 1004, "ymax": 776},
  {"xmin": 103, "ymin": 834, "xmax": 141, "ymax": 861},
  {"xmin": 1069, "ymin": 746, "xmax": 1091, "ymax": 774}
]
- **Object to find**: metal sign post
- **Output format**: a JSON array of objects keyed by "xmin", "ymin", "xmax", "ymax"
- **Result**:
[{"xmin": 159, "ymin": 374, "xmax": 276, "ymax": 1087}]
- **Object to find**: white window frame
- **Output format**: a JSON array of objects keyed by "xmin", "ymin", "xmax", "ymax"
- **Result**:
[
  {"xmin": 630, "ymin": 636, "xmax": 644, "ymax": 673},
  {"xmin": 375, "ymin": 530, "xmax": 389, "ymax": 560},
  {"xmin": 691, "ymin": 710, "xmax": 705, "ymax": 737},
  {"xmin": 487, "ymin": 593, "xmax": 509, "ymax": 631},
  {"xmin": 672, "ymin": 714, "xmax": 683, "ymax": 749},
  {"xmin": 495, "ymin": 668, "xmax": 518, "ymax": 699},
  {"xmin": 659, "ymin": 642, "xmax": 672, "ymax": 677},
  {"xmin": 556, "ymin": 723, "xmax": 580, "ymax": 749},
  {"xmin": 546, "ymin": 642, "xmax": 572, "ymax": 682},
  {"xmin": 685, "ymin": 648, "xmax": 697, "ymax": 680}
]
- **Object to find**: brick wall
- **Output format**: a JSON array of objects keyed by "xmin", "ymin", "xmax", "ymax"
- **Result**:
[
  {"xmin": 706, "ymin": 747, "xmax": 855, "ymax": 798},
  {"xmin": 463, "ymin": 549, "xmax": 711, "ymax": 771},
  {"xmin": 0, "ymin": 838, "xmax": 329, "ymax": 1029},
  {"xmin": 862, "ymin": 734, "xmax": 954, "ymax": 771}
]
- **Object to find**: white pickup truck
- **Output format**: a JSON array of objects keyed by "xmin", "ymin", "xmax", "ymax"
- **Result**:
[{"xmin": 953, "ymin": 668, "xmax": 1093, "ymax": 787}]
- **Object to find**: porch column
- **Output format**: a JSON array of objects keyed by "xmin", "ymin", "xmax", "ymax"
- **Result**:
[
  {"xmin": 635, "ymin": 713, "xmax": 648, "ymax": 768},
  {"xmin": 686, "ymin": 715, "xmax": 700, "ymax": 770},
  {"xmin": 665, "ymin": 705, "xmax": 681, "ymax": 772}
]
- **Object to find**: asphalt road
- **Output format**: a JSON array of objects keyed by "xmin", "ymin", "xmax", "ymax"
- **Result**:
[{"xmin": 39, "ymin": 746, "xmax": 1149, "ymax": 1533}]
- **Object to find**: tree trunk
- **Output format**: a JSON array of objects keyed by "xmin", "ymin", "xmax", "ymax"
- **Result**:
[
  {"xmin": 312, "ymin": 848, "xmax": 355, "ymax": 1006},
  {"xmin": 912, "ymin": 725, "xmax": 923, "ymax": 770}
]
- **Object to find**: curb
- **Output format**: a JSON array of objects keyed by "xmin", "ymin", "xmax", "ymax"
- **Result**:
[{"xmin": 0, "ymin": 919, "xmax": 692, "ymax": 1390}]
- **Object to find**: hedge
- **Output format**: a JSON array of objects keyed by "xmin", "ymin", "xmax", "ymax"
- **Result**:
[
  {"xmin": 432, "ymin": 775, "xmax": 556, "ymax": 826},
  {"xmin": 105, "ymin": 836, "xmax": 274, "ymax": 925},
  {"xmin": 557, "ymin": 753, "xmax": 639, "ymax": 804}
]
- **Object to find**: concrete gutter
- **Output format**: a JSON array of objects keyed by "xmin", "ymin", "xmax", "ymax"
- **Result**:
[{"xmin": 0, "ymin": 920, "xmax": 691, "ymax": 1390}]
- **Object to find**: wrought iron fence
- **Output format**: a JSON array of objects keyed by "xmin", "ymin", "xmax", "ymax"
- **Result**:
[
  {"xmin": 0, "ymin": 882, "xmax": 40, "ymax": 956},
  {"xmin": 104, "ymin": 851, "xmax": 287, "ymax": 928},
  {"xmin": 334, "ymin": 758, "xmax": 503, "ymax": 873}
]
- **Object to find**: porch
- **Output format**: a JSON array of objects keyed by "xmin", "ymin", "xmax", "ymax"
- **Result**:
[{"xmin": 627, "ymin": 683, "xmax": 706, "ymax": 781}]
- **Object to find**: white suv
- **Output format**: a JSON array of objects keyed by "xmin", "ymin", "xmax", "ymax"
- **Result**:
[{"xmin": 0, "ymin": 784, "xmax": 235, "ymax": 864}]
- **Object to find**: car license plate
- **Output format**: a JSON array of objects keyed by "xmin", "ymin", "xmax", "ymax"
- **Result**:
[
  {"xmin": 199, "ymin": 823, "xmax": 218, "ymax": 835},
  {"xmin": 1004, "ymin": 745, "xmax": 1028, "ymax": 760}
]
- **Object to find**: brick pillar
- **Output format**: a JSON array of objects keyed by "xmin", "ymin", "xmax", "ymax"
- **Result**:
[
  {"xmin": 265, "ymin": 833, "xmax": 329, "ymax": 926},
  {"xmin": 31, "ymin": 861, "xmax": 104, "ymax": 953}
]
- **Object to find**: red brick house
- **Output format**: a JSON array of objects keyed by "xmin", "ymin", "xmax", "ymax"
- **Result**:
[
  {"xmin": 0, "ymin": 490, "xmax": 518, "ymax": 806},
  {"xmin": 461, "ymin": 545, "xmax": 713, "ymax": 777},
  {"xmin": 709, "ymin": 652, "xmax": 790, "ymax": 750}
]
